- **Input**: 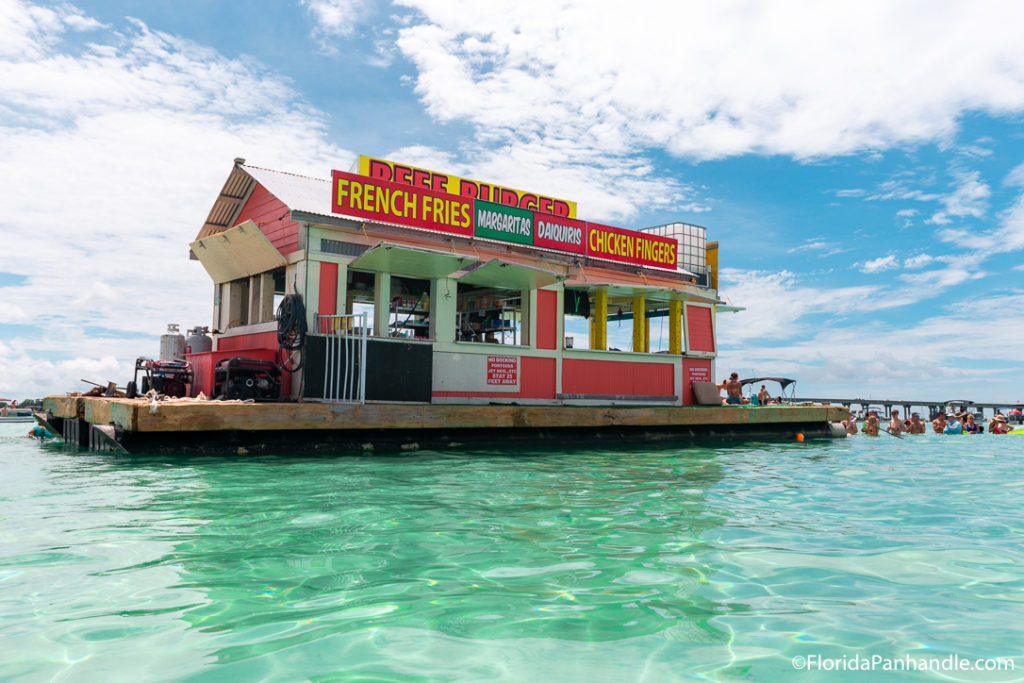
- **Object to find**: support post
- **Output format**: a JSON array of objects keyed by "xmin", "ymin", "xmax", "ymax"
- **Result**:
[
  {"xmin": 669, "ymin": 299, "xmax": 682, "ymax": 354},
  {"xmin": 594, "ymin": 287, "xmax": 607, "ymax": 350},
  {"xmin": 632, "ymin": 295, "xmax": 645, "ymax": 353},
  {"xmin": 373, "ymin": 271, "xmax": 391, "ymax": 337}
]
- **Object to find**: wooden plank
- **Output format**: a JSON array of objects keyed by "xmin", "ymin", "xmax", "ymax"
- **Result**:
[{"xmin": 60, "ymin": 397, "xmax": 846, "ymax": 433}]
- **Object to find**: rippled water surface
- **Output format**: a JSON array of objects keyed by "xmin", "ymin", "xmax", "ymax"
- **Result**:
[{"xmin": 2, "ymin": 421, "xmax": 1023, "ymax": 681}]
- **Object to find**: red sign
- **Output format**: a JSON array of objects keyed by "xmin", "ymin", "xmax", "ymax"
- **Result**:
[
  {"xmin": 486, "ymin": 356, "xmax": 518, "ymax": 385},
  {"xmin": 533, "ymin": 213, "xmax": 586, "ymax": 255},
  {"xmin": 332, "ymin": 170, "xmax": 474, "ymax": 237},
  {"xmin": 687, "ymin": 365, "xmax": 711, "ymax": 384},
  {"xmin": 586, "ymin": 222, "xmax": 677, "ymax": 270}
]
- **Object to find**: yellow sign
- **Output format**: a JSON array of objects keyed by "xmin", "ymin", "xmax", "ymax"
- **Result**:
[{"xmin": 358, "ymin": 155, "xmax": 576, "ymax": 218}]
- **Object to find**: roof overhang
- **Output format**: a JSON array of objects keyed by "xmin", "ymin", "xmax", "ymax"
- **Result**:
[
  {"xmin": 349, "ymin": 242, "xmax": 477, "ymax": 279},
  {"xmin": 458, "ymin": 259, "xmax": 566, "ymax": 290},
  {"xmin": 564, "ymin": 282, "xmax": 682, "ymax": 304},
  {"xmin": 194, "ymin": 159, "xmax": 256, "ymax": 243},
  {"xmin": 189, "ymin": 220, "xmax": 287, "ymax": 284}
]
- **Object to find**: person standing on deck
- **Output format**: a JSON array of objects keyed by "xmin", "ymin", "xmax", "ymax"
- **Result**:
[
  {"xmin": 718, "ymin": 372, "xmax": 743, "ymax": 405},
  {"xmin": 907, "ymin": 413, "xmax": 926, "ymax": 434},
  {"xmin": 888, "ymin": 409, "xmax": 906, "ymax": 435},
  {"xmin": 757, "ymin": 385, "xmax": 770, "ymax": 406},
  {"xmin": 932, "ymin": 412, "xmax": 948, "ymax": 433}
]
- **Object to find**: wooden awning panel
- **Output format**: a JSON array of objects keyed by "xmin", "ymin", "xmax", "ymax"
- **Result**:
[
  {"xmin": 348, "ymin": 242, "xmax": 476, "ymax": 278},
  {"xmin": 189, "ymin": 220, "xmax": 286, "ymax": 284}
]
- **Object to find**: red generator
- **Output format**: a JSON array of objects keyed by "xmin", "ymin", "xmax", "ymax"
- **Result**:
[
  {"xmin": 213, "ymin": 357, "xmax": 282, "ymax": 401},
  {"xmin": 127, "ymin": 358, "xmax": 193, "ymax": 398}
]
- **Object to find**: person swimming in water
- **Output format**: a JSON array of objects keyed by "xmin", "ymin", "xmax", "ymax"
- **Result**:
[
  {"xmin": 887, "ymin": 409, "xmax": 906, "ymax": 436},
  {"xmin": 907, "ymin": 413, "xmax": 926, "ymax": 434},
  {"xmin": 26, "ymin": 425, "xmax": 52, "ymax": 440},
  {"xmin": 932, "ymin": 412, "xmax": 947, "ymax": 433},
  {"xmin": 842, "ymin": 413, "xmax": 859, "ymax": 435},
  {"xmin": 944, "ymin": 414, "xmax": 963, "ymax": 435},
  {"xmin": 863, "ymin": 411, "xmax": 880, "ymax": 436},
  {"xmin": 962, "ymin": 413, "xmax": 981, "ymax": 434}
]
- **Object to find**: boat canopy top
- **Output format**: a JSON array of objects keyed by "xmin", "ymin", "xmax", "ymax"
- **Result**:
[{"xmin": 738, "ymin": 377, "xmax": 796, "ymax": 391}]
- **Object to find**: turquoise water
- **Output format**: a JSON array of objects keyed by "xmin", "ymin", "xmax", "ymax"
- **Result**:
[{"xmin": 1, "ymin": 421, "xmax": 1022, "ymax": 681}]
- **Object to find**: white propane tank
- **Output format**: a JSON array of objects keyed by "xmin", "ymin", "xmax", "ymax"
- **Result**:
[
  {"xmin": 160, "ymin": 324, "xmax": 186, "ymax": 360},
  {"xmin": 185, "ymin": 326, "xmax": 213, "ymax": 355}
]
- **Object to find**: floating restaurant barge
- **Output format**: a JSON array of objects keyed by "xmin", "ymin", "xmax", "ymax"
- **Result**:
[{"xmin": 40, "ymin": 156, "xmax": 846, "ymax": 453}]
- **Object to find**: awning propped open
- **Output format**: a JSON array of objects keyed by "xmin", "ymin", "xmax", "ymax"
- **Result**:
[
  {"xmin": 349, "ymin": 242, "xmax": 477, "ymax": 278},
  {"xmin": 190, "ymin": 220, "xmax": 287, "ymax": 284},
  {"xmin": 459, "ymin": 259, "xmax": 565, "ymax": 290}
]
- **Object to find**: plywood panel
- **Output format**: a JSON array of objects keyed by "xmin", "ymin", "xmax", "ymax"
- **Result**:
[{"xmin": 686, "ymin": 304, "xmax": 715, "ymax": 352}]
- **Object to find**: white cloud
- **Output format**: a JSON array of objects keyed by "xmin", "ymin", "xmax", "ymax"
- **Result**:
[
  {"xmin": 787, "ymin": 239, "xmax": 827, "ymax": 254},
  {"xmin": 927, "ymin": 170, "xmax": 990, "ymax": 224},
  {"xmin": 1004, "ymin": 161, "xmax": 1024, "ymax": 187},
  {"xmin": 395, "ymin": 1, "xmax": 1024, "ymax": 163},
  {"xmin": 859, "ymin": 255, "xmax": 899, "ymax": 273},
  {"xmin": 0, "ymin": 0, "xmax": 355, "ymax": 397},
  {"xmin": 717, "ymin": 286, "xmax": 1024, "ymax": 402},
  {"xmin": 301, "ymin": 0, "xmax": 364, "ymax": 38},
  {"xmin": 715, "ymin": 268, "xmax": 903, "ymax": 343},
  {"xmin": 978, "ymin": 190, "xmax": 1024, "ymax": 250},
  {"xmin": 0, "ymin": 0, "xmax": 102, "ymax": 59},
  {"xmin": 896, "ymin": 209, "xmax": 919, "ymax": 217},
  {"xmin": 903, "ymin": 254, "xmax": 934, "ymax": 269}
]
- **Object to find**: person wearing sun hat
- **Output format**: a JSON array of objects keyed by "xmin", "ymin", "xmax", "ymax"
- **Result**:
[{"xmin": 990, "ymin": 414, "xmax": 1011, "ymax": 434}]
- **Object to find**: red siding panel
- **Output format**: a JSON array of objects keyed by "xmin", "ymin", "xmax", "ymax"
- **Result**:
[
  {"xmin": 681, "ymin": 358, "xmax": 713, "ymax": 405},
  {"xmin": 234, "ymin": 183, "xmax": 300, "ymax": 255},
  {"xmin": 431, "ymin": 355, "xmax": 556, "ymax": 399},
  {"xmin": 318, "ymin": 262, "xmax": 338, "ymax": 316},
  {"xmin": 217, "ymin": 331, "xmax": 277, "ymax": 352},
  {"xmin": 562, "ymin": 359, "xmax": 675, "ymax": 396},
  {"xmin": 536, "ymin": 290, "xmax": 557, "ymax": 350},
  {"xmin": 686, "ymin": 305, "xmax": 715, "ymax": 352},
  {"xmin": 520, "ymin": 356, "xmax": 556, "ymax": 398}
]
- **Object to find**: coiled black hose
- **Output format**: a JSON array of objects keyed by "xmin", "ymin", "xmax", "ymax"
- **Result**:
[{"xmin": 276, "ymin": 293, "xmax": 306, "ymax": 373}]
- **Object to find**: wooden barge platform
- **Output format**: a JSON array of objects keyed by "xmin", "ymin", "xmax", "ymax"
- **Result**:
[{"xmin": 38, "ymin": 396, "xmax": 848, "ymax": 454}]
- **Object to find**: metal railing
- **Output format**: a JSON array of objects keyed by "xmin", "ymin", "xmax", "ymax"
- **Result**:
[{"xmin": 314, "ymin": 313, "xmax": 367, "ymax": 403}]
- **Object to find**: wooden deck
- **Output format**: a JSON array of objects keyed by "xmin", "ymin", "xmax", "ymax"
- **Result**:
[{"xmin": 40, "ymin": 396, "xmax": 849, "ymax": 454}]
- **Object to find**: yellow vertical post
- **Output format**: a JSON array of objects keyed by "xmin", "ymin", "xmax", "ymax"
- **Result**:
[
  {"xmin": 594, "ymin": 287, "xmax": 607, "ymax": 350},
  {"xmin": 632, "ymin": 295, "xmax": 645, "ymax": 352},
  {"xmin": 669, "ymin": 299, "xmax": 682, "ymax": 354},
  {"xmin": 706, "ymin": 241, "xmax": 719, "ymax": 290}
]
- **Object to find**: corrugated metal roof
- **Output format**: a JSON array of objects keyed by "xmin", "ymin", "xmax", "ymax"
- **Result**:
[
  {"xmin": 194, "ymin": 159, "xmax": 256, "ymax": 242},
  {"xmin": 242, "ymin": 164, "xmax": 333, "ymax": 218}
]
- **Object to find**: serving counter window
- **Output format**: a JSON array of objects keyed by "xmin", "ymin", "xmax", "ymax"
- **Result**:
[
  {"xmin": 387, "ymin": 274, "xmax": 431, "ymax": 339},
  {"xmin": 346, "ymin": 269, "xmax": 376, "ymax": 335},
  {"xmin": 456, "ymin": 284, "xmax": 525, "ymax": 345}
]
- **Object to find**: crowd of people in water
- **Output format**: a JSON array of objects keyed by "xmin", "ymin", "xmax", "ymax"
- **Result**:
[
  {"xmin": 718, "ymin": 371, "xmax": 1018, "ymax": 436},
  {"xmin": 841, "ymin": 408, "xmax": 1015, "ymax": 436}
]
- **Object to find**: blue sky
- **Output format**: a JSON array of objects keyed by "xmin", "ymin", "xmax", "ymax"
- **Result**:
[{"xmin": 1, "ymin": 0, "xmax": 1022, "ymax": 403}]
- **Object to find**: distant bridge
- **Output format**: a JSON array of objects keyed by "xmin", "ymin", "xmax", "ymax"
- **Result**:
[{"xmin": 792, "ymin": 397, "xmax": 1024, "ymax": 420}]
